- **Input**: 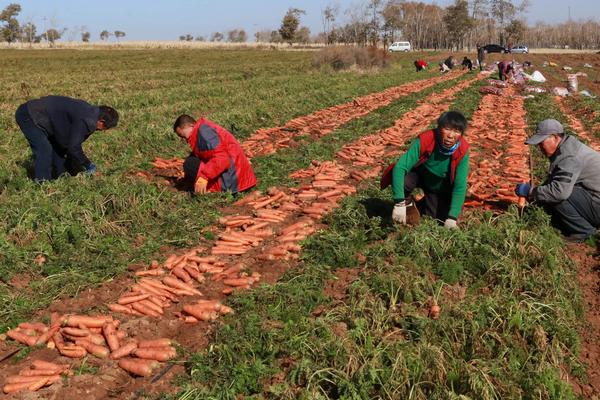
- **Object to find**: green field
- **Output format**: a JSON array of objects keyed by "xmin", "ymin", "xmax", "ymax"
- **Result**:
[{"xmin": 0, "ymin": 49, "xmax": 592, "ymax": 399}]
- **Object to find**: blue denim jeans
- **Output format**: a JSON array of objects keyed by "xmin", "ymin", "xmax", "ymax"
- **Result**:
[{"xmin": 15, "ymin": 104, "xmax": 66, "ymax": 181}]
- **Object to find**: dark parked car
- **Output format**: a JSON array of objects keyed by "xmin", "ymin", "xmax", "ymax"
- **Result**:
[{"xmin": 482, "ymin": 44, "xmax": 508, "ymax": 53}]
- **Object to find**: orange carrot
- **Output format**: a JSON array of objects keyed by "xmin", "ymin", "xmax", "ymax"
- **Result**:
[
  {"xmin": 118, "ymin": 293, "xmax": 151, "ymax": 305},
  {"xmin": 31, "ymin": 360, "xmax": 68, "ymax": 372},
  {"xmin": 183, "ymin": 265, "xmax": 205, "ymax": 283},
  {"xmin": 133, "ymin": 346, "xmax": 176, "ymax": 362},
  {"xmin": 103, "ymin": 322, "xmax": 120, "ymax": 352},
  {"xmin": 35, "ymin": 324, "xmax": 60, "ymax": 345},
  {"xmin": 223, "ymin": 277, "xmax": 254, "ymax": 287},
  {"xmin": 138, "ymin": 338, "xmax": 172, "ymax": 348},
  {"xmin": 4, "ymin": 381, "xmax": 36, "ymax": 394},
  {"xmin": 76, "ymin": 339, "xmax": 110, "ymax": 358},
  {"xmin": 118, "ymin": 358, "xmax": 161, "ymax": 377},
  {"xmin": 58, "ymin": 345, "xmax": 87, "ymax": 358},
  {"xmin": 108, "ymin": 303, "xmax": 134, "ymax": 314},
  {"xmin": 61, "ymin": 327, "xmax": 89, "ymax": 337},
  {"xmin": 7, "ymin": 329, "xmax": 38, "ymax": 346},
  {"xmin": 19, "ymin": 369, "xmax": 61, "ymax": 377},
  {"xmin": 110, "ymin": 341, "xmax": 138, "ymax": 360},
  {"xmin": 6, "ymin": 374, "xmax": 60, "ymax": 384},
  {"xmin": 139, "ymin": 299, "xmax": 164, "ymax": 315},
  {"xmin": 18, "ymin": 322, "xmax": 48, "ymax": 332},
  {"xmin": 27, "ymin": 377, "xmax": 50, "ymax": 391},
  {"xmin": 183, "ymin": 305, "xmax": 219, "ymax": 321},
  {"xmin": 135, "ymin": 269, "xmax": 165, "ymax": 277},
  {"xmin": 131, "ymin": 302, "xmax": 161, "ymax": 317},
  {"xmin": 172, "ymin": 266, "xmax": 193, "ymax": 283},
  {"xmin": 62, "ymin": 315, "xmax": 112, "ymax": 328},
  {"xmin": 162, "ymin": 276, "xmax": 202, "ymax": 295}
]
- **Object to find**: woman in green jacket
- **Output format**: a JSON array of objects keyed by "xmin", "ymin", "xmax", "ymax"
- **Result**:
[{"xmin": 390, "ymin": 111, "xmax": 470, "ymax": 229}]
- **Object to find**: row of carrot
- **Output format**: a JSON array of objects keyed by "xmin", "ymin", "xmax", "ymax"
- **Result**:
[{"xmin": 241, "ymin": 70, "xmax": 465, "ymax": 158}]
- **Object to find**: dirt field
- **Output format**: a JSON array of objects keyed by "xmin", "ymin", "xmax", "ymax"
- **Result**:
[{"xmin": 1, "ymin": 49, "xmax": 600, "ymax": 399}]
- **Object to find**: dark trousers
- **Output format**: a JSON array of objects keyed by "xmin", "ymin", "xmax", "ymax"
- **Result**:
[
  {"xmin": 545, "ymin": 186, "xmax": 600, "ymax": 240},
  {"xmin": 15, "ymin": 104, "xmax": 67, "ymax": 181},
  {"xmin": 405, "ymin": 171, "xmax": 451, "ymax": 221},
  {"xmin": 183, "ymin": 154, "xmax": 201, "ymax": 185}
]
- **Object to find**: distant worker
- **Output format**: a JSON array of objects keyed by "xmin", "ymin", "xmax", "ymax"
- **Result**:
[
  {"xmin": 414, "ymin": 59, "xmax": 428, "ymax": 72},
  {"xmin": 173, "ymin": 115, "xmax": 256, "ymax": 194},
  {"xmin": 443, "ymin": 56, "xmax": 456, "ymax": 70},
  {"xmin": 15, "ymin": 95, "xmax": 119, "ymax": 182},
  {"xmin": 461, "ymin": 57, "xmax": 473, "ymax": 71},
  {"xmin": 476, "ymin": 44, "xmax": 486, "ymax": 71},
  {"xmin": 383, "ymin": 111, "xmax": 470, "ymax": 229},
  {"xmin": 497, "ymin": 60, "xmax": 514, "ymax": 81},
  {"xmin": 515, "ymin": 119, "xmax": 600, "ymax": 242}
]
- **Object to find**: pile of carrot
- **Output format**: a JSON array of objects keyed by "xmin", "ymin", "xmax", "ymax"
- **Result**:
[
  {"xmin": 151, "ymin": 157, "xmax": 184, "ymax": 169},
  {"xmin": 463, "ymin": 86, "xmax": 531, "ymax": 207},
  {"xmin": 554, "ymin": 96, "xmax": 600, "ymax": 152},
  {"xmin": 3, "ymin": 360, "xmax": 71, "ymax": 394}
]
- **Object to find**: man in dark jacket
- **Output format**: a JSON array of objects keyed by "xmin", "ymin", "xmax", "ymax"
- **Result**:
[
  {"xmin": 173, "ymin": 114, "xmax": 256, "ymax": 194},
  {"xmin": 515, "ymin": 119, "xmax": 600, "ymax": 242},
  {"xmin": 477, "ymin": 45, "xmax": 485, "ymax": 71},
  {"xmin": 461, "ymin": 57, "xmax": 473, "ymax": 71},
  {"xmin": 15, "ymin": 96, "xmax": 119, "ymax": 182}
]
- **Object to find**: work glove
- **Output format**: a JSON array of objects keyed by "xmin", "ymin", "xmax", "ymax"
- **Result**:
[
  {"xmin": 444, "ymin": 218, "xmax": 458, "ymax": 229},
  {"xmin": 515, "ymin": 183, "xmax": 532, "ymax": 198},
  {"xmin": 85, "ymin": 163, "xmax": 97, "ymax": 176},
  {"xmin": 392, "ymin": 201, "xmax": 407, "ymax": 224},
  {"xmin": 194, "ymin": 177, "xmax": 208, "ymax": 194}
]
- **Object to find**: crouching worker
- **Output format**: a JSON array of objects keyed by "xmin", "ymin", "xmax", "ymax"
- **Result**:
[
  {"xmin": 515, "ymin": 119, "xmax": 600, "ymax": 242},
  {"xmin": 414, "ymin": 59, "xmax": 428, "ymax": 72},
  {"xmin": 15, "ymin": 96, "xmax": 119, "ymax": 182},
  {"xmin": 383, "ymin": 111, "xmax": 470, "ymax": 229},
  {"xmin": 173, "ymin": 114, "xmax": 256, "ymax": 194},
  {"xmin": 497, "ymin": 61, "xmax": 514, "ymax": 81}
]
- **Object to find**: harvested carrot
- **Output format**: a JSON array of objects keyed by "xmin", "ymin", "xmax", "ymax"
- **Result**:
[
  {"xmin": 110, "ymin": 341, "xmax": 138, "ymax": 359},
  {"xmin": 138, "ymin": 338, "xmax": 172, "ymax": 348},
  {"xmin": 27, "ymin": 377, "xmax": 50, "ymax": 391},
  {"xmin": 6, "ymin": 374, "xmax": 60, "ymax": 384},
  {"xmin": 118, "ymin": 358, "xmax": 161, "ymax": 377},
  {"xmin": 135, "ymin": 269, "xmax": 165, "ymax": 277},
  {"xmin": 31, "ymin": 360, "xmax": 68, "ymax": 372},
  {"xmin": 133, "ymin": 346, "xmax": 176, "ymax": 362},
  {"xmin": 131, "ymin": 302, "xmax": 161, "ymax": 317},
  {"xmin": 61, "ymin": 327, "xmax": 89, "ymax": 337},
  {"xmin": 58, "ymin": 345, "xmax": 87, "ymax": 358},
  {"xmin": 103, "ymin": 322, "xmax": 120, "ymax": 352},
  {"xmin": 172, "ymin": 266, "xmax": 193, "ymax": 283},
  {"xmin": 162, "ymin": 276, "xmax": 202, "ymax": 295},
  {"xmin": 19, "ymin": 368, "xmax": 60, "ymax": 377},
  {"xmin": 7, "ymin": 329, "xmax": 38, "ymax": 346},
  {"xmin": 118, "ymin": 293, "xmax": 151, "ymax": 305},
  {"xmin": 62, "ymin": 315, "xmax": 112, "ymax": 328},
  {"xmin": 108, "ymin": 303, "xmax": 134, "ymax": 314},
  {"xmin": 76, "ymin": 339, "xmax": 110, "ymax": 358},
  {"xmin": 223, "ymin": 277, "xmax": 254, "ymax": 287},
  {"xmin": 183, "ymin": 305, "xmax": 219, "ymax": 321},
  {"xmin": 4, "ymin": 381, "xmax": 36, "ymax": 394},
  {"xmin": 35, "ymin": 324, "xmax": 60, "ymax": 345}
]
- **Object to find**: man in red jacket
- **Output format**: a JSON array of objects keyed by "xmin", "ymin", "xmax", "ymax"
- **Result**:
[{"xmin": 173, "ymin": 114, "xmax": 257, "ymax": 194}]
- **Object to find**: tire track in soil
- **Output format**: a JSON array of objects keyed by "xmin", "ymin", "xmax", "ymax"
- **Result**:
[
  {"xmin": 137, "ymin": 70, "xmax": 466, "ymax": 183},
  {"xmin": 0, "ymin": 75, "xmax": 481, "ymax": 400}
]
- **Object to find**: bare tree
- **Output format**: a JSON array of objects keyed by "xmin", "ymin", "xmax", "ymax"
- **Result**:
[
  {"xmin": 114, "ymin": 30, "xmax": 125, "ymax": 42},
  {"xmin": 100, "ymin": 30, "xmax": 110, "ymax": 41},
  {"xmin": 210, "ymin": 32, "xmax": 224, "ymax": 42},
  {"xmin": 322, "ymin": 3, "xmax": 339, "ymax": 44}
]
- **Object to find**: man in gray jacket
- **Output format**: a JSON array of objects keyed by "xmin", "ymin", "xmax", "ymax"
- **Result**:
[{"xmin": 515, "ymin": 119, "xmax": 600, "ymax": 242}]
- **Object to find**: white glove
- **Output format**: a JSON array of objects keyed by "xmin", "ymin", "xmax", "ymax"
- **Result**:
[
  {"xmin": 444, "ymin": 218, "xmax": 458, "ymax": 229},
  {"xmin": 392, "ymin": 201, "xmax": 407, "ymax": 224}
]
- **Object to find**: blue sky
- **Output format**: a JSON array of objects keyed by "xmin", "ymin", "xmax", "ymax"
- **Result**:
[{"xmin": 2, "ymin": 0, "xmax": 599, "ymax": 41}]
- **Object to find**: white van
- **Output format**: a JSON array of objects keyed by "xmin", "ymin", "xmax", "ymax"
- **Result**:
[{"xmin": 388, "ymin": 41, "xmax": 411, "ymax": 52}]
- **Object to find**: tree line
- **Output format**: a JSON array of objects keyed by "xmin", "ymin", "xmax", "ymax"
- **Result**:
[
  {"xmin": 3, "ymin": 1, "xmax": 599, "ymax": 49},
  {"xmin": 0, "ymin": 3, "xmax": 126, "ymax": 45}
]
